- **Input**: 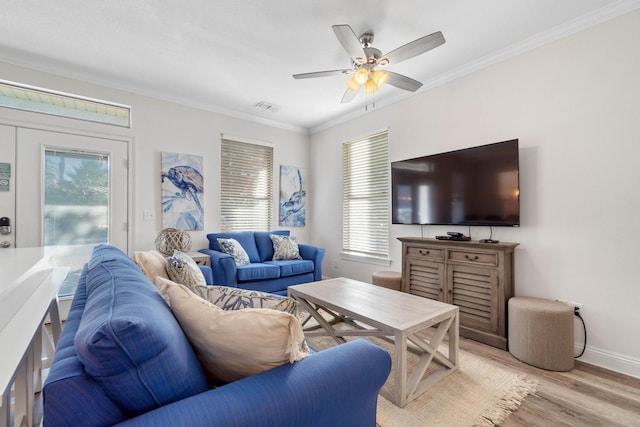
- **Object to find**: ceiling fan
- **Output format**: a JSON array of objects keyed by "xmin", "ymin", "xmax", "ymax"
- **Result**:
[{"xmin": 293, "ymin": 24, "xmax": 445, "ymax": 103}]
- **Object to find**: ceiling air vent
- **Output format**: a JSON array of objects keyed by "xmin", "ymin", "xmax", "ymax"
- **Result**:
[{"xmin": 255, "ymin": 101, "xmax": 281, "ymax": 113}]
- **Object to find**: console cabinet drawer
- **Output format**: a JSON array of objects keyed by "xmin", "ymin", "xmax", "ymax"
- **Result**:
[
  {"xmin": 448, "ymin": 250, "xmax": 498, "ymax": 267},
  {"xmin": 406, "ymin": 246, "xmax": 444, "ymax": 260}
]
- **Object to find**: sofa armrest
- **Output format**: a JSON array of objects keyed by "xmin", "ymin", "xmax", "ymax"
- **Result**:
[
  {"xmin": 298, "ymin": 244, "xmax": 325, "ymax": 281},
  {"xmin": 198, "ymin": 265, "xmax": 213, "ymax": 286},
  {"xmin": 199, "ymin": 249, "xmax": 238, "ymax": 286},
  {"xmin": 114, "ymin": 339, "xmax": 391, "ymax": 427}
]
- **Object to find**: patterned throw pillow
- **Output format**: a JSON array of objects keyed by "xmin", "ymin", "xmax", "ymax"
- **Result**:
[
  {"xmin": 270, "ymin": 234, "xmax": 302, "ymax": 261},
  {"xmin": 217, "ymin": 238, "xmax": 251, "ymax": 266},
  {"xmin": 202, "ymin": 286, "xmax": 298, "ymax": 315},
  {"xmin": 166, "ymin": 251, "xmax": 207, "ymax": 290},
  {"xmin": 165, "ymin": 283, "xmax": 311, "ymax": 384},
  {"xmin": 153, "ymin": 277, "xmax": 298, "ymax": 316}
]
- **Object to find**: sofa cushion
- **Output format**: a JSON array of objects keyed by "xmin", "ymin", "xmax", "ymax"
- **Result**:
[
  {"xmin": 255, "ymin": 230, "xmax": 289, "ymax": 262},
  {"xmin": 166, "ymin": 250, "xmax": 207, "ymax": 289},
  {"xmin": 268, "ymin": 260, "xmax": 315, "ymax": 277},
  {"xmin": 74, "ymin": 244, "xmax": 209, "ymax": 417},
  {"xmin": 207, "ymin": 231, "xmax": 260, "ymax": 263},
  {"xmin": 236, "ymin": 263, "xmax": 281, "ymax": 282},
  {"xmin": 165, "ymin": 283, "xmax": 310, "ymax": 384},
  {"xmin": 217, "ymin": 238, "xmax": 250, "ymax": 266},
  {"xmin": 132, "ymin": 250, "xmax": 170, "ymax": 281},
  {"xmin": 270, "ymin": 234, "xmax": 302, "ymax": 261}
]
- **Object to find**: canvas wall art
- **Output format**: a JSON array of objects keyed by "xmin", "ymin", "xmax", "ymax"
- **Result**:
[
  {"xmin": 279, "ymin": 164, "xmax": 306, "ymax": 227},
  {"xmin": 161, "ymin": 152, "xmax": 204, "ymax": 230}
]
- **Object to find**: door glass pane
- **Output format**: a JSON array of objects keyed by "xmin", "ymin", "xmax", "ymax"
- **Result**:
[{"xmin": 44, "ymin": 150, "xmax": 109, "ymax": 246}]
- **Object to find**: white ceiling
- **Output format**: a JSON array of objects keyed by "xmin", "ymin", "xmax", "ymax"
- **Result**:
[{"xmin": 1, "ymin": 0, "xmax": 638, "ymax": 133}]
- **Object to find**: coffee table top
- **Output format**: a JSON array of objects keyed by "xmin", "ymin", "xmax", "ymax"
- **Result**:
[{"xmin": 289, "ymin": 277, "xmax": 457, "ymax": 332}]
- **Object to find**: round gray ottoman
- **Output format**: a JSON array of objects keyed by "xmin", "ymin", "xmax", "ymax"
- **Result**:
[
  {"xmin": 372, "ymin": 271, "xmax": 401, "ymax": 291},
  {"xmin": 508, "ymin": 297, "xmax": 575, "ymax": 371}
]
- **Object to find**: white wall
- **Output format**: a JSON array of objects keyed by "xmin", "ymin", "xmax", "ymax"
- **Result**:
[
  {"xmin": 0, "ymin": 62, "xmax": 311, "ymax": 252},
  {"xmin": 310, "ymin": 10, "xmax": 640, "ymax": 377}
]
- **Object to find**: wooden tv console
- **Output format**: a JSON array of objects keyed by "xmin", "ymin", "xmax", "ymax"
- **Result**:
[{"xmin": 398, "ymin": 237, "xmax": 518, "ymax": 349}]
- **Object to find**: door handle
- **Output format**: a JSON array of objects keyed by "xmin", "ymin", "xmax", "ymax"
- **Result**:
[{"xmin": 0, "ymin": 217, "xmax": 10, "ymax": 235}]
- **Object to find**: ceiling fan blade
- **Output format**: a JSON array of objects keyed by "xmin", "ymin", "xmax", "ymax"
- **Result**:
[
  {"xmin": 341, "ymin": 86, "xmax": 360, "ymax": 104},
  {"xmin": 332, "ymin": 24, "xmax": 367, "ymax": 65},
  {"xmin": 378, "ymin": 31, "xmax": 445, "ymax": 66},
  {"xmin": 385, "ymin": 71, "xmax": 423, "ymax": 92},
  {"xmin": 293, "ymin": 69, "xmax": 352, "ymax": 79}
]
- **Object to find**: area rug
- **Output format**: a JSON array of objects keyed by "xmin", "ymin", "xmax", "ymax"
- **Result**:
[{"xmin": 306, "ymin": 328, "xmax": 538, "ymax": 427}]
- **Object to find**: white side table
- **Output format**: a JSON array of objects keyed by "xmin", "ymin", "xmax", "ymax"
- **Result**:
[{"xmin": 186, "ymin": 251, "xmax": 210, "ymax": 267}]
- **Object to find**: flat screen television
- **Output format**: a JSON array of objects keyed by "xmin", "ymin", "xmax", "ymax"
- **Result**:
[{"xmin": 391, "ymin": 139, "xmax": 520, "ymax": 226}]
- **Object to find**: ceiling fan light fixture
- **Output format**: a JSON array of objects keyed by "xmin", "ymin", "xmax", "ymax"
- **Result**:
[
  {"xmin": 371, "ymin": 70, "xmax": 388, "ymax": 88},
  {"xmin": 346, "ymin": 75, "xmax": 361, "ymax": 92},
  {"xmin": 365, "ymin": 79, "xmax": 378, "ymax": 94},
  {"xmin": 354, "ymin": 67, "xmax": 369, "ymax": 85}
]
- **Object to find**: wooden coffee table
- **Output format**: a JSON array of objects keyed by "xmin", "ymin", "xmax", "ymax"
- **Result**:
[{"xmin": 288, "ymin": 277, "xmax": 459, "ymax": 408}]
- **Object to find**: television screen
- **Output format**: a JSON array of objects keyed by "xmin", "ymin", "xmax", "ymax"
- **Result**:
[{"xmin": 391, "ymin": 139, "xmax": 519, "ymax": 226}]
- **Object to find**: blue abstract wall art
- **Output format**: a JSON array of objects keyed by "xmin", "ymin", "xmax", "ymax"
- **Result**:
[
  {"xmin": 279, "ymin": 165, "xmax": 306, "ymax": 227},
  {"xmin": 161, "ymin": 152, "xmax": 204, "ymax": 230}
]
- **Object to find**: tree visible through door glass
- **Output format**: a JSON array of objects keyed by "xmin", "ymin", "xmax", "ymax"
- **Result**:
[{"xmin": 44, "ymin": 150, "xmax": 109, "ymax": 246}]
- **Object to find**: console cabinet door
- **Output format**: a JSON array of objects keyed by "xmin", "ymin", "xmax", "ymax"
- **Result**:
[
  {"xmin": 446, "ymin": 264, "xmax": 499, "ymax": 335},
  {"xmin": 403, "ymin": 257, "xmax": 444, "ymax": 301}
]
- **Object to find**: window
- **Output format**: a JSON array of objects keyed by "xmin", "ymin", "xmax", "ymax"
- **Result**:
[
  {"xmin": 220, "ymin": 138, "xmax": 273, "ymax": 231},
  {"xmin": 44, "ymin": 150, "xmax": 110, "ymax": 246},
  {"xmin": 342, "ymin": 130, "xmax": 390, "ymax": 259},
  {"xmin": 0, "ymin": 79, "xmax": 131, "ymax": 127}
]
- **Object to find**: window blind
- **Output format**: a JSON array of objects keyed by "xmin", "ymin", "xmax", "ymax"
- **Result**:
[
  {"xmin": 342, "ymin": 130, "xmax": 389, "ymax": 257},
  {"xmin": 220, "ymin": 138, "xmax": 273, "ymax": 231}
]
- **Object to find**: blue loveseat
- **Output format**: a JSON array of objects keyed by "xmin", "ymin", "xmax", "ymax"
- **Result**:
[
  {"xmin": 199, "ymin": 230, "xmax": 325, "ymax": 295},
  {"xmin": 43, "ymin": 244, "xmax": 390, "ymax": 427}
]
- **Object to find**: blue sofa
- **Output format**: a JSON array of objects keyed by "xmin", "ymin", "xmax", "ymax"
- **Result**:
[
  {"xmin": 43, "ymin": 244, "xmax": 391, "ymax": 427},
  {"xmin": 199, "ymin": 230, "xmax": 325, "ymax": 295}
]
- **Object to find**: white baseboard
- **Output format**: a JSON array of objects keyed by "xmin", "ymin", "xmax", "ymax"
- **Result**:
[{"xmin": 575, "ymin": 343, "xmax": 640, "ymax": 379}]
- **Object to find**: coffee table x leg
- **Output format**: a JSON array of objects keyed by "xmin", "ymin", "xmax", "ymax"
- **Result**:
[{"xmin": 383, "ymin": 310, "xmax": 459, "ymax": 407}]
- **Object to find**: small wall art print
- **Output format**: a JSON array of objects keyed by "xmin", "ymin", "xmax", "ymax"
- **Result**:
[
  {"xmin": 161, "ymin": 152, "xmax": 204, "ymax": 230},
  {"xmin": 279, "ymin": 164, "xmax": 306, "ymax": 227}
]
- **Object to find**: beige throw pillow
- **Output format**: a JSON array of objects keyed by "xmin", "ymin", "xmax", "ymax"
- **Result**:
[
  {"xmin": 153, "ymin": 276, "xmax": 178, "ymax": 306},
  {"xmin": 165, "ymin": 283, "xmax": 310, "ymax": 384},
  {"xmin": 133, "ymin": 250, "xmax": 170, "ymax": 281}
]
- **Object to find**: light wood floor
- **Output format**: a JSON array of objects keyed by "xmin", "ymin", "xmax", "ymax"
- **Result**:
[{"xmin": 458, "ymin": 337, "xmax": 640, "ymax": 426}]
